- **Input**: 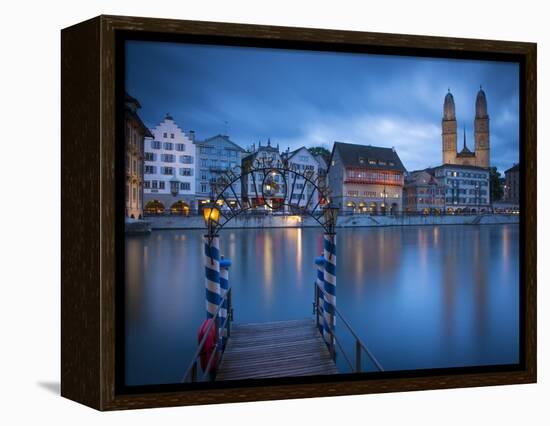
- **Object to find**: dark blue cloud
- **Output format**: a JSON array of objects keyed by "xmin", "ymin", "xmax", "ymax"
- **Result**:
[{"xmin": 126, "ymin": 41, "xmax": 519, "ymax": 173}]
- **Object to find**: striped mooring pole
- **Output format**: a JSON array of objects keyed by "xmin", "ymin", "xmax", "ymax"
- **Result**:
[
  {"xmin": 219, "ymin": 256, "xmax": 232, "ymax": 349},
  {"xmin": 314, "ymin": 256, "xmax": 325, "ymax": 335},
  {"xmin": 323, "ymin": 233, "xmax": 337, "ymax": 350},
  {"xmin": 204, "ymin": 235, "xmax": 221, "ymax": 321}
]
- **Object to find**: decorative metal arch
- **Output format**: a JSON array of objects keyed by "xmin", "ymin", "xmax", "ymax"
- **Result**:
[{"xmin": 208, "ymin": 155, "xmax": 333, "ymax": 234}]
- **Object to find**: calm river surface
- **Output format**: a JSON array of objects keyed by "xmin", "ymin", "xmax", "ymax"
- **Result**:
[{"xmin": 125, "ymin": 224, "xmax": 519, "ymax": 386}]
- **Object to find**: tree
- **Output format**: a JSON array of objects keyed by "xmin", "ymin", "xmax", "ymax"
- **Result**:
[
  {"xmin": 307, "ymin": 146, "xmax": 331, "ymax": 164},
  {"xmin": 489, "ymin": 167, "xmax": 503, "ymax": 203}
]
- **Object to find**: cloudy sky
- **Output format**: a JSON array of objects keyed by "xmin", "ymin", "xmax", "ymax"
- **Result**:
[{"xmin": 126, "ymin": 41, "xmax": 520, "ymax": 173}]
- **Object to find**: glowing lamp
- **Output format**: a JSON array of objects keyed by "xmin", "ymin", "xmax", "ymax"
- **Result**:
[{"xmin": 202, "ymin": 203, "xmax": 220, "ymax": 236}]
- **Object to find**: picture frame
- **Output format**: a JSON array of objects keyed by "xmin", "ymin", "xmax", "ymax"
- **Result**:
[{"xmin": 61, "ymin": 14, "xmax": 536, "ymax": 411}]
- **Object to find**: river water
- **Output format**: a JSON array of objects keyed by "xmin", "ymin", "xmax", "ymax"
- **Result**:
[{"xmin": 125, "ymin": 224, "xmax": 519, "ymax": 386}]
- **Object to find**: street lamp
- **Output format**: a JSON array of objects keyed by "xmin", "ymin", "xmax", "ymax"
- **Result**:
[
  {"xmin": 203, "ymin": 202, "xmax": 220, "ymax": 242},
  {"xmin": 323, "ymin": 203, "xmax": 339, "ymax": 234}
]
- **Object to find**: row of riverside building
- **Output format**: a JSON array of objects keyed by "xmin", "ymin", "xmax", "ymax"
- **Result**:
[{"xmin": 125, "ymin": 87, "xmax": 520, "ymax": 219}]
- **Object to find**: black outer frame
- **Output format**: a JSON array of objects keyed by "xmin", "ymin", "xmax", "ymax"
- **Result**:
[
  {"xmin": 115, "ymin": 29, "xmax": 527, "ymax": 394},
  {"xmin": 61, "ymin": 15, "xmax": 536, "ymax": 411}
]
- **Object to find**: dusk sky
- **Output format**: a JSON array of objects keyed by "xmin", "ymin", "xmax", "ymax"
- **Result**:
[{"xmin": 126, "ymin": 41, "xmax": 520, "ymax": 173}]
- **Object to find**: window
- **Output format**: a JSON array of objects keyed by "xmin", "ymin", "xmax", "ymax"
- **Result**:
[
  {"xmin": 179, "ymin": 168, "xmax": 192, "ymax": 177},
  {"xmin": 201, "ymin": 159, "xmax": 207, "ymax": 167},
  {"xmin": 176, "ymin": 143, "xmax": 185, "ymax": 151},
  {"xmin": 144, "ymin": 181, "xmax": 151, "ymax": 189},
  {"xmin": 170, "ymin": 133, "xmax": 174, "ymax": 139},
  {"xmin": 151, "ymin": 141, "xmax": 161, "ymax": 149},
  {"xmin": 161, "ymin": 154, "xmax": 175, "ymax": 163},
  {"xmin": 144, "ymin": 152, "xmax": 155, "ymax": 161},
  {"xmin": 201, "ymin": 184, "xmax": 207, "ymax": 193},
  {"xmin": 161, "ymin": 167, "xmax": 174, "ymax": 175},
  {"xmin": 159, "ymin": 181, "xmax": 165, "ymax": 190},
  {"xmin": 179, "ymin": 155, "xmax": 193, "ymax": 164},
  {"xmin": 164, "ymin": 142, "xmax": 173, "ymax": 150},
  {"xmin": 152, "ymin": 180, "xmax": 158, "ymax": 189},
  {"xmin": 132, "ymin": 187, "xmax": 137, "ymax": 202},
  {"xmin": 201, "ymin": 171, "xmax": 207, "ymax": 181},
  {"xmin": 144, "ymin": 165, "xmax": 156, "ymax": 174},
  {"xmin": 180, "ymin": 182, "xmax": 191, "ymax": 190},
  {"xmin": 163, "ymin": 132, "xmax": 167, "ymax": 138}
]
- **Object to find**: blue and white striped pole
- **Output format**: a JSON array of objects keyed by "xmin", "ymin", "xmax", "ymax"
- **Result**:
[
  {"xmin": 204, "ymin": 235, "xmax": 221, "ymax": 320},
  {"xmin": 314, "ymin": 256, "xmax": 325, "ymax": 335},
  {"xmin": 219, "ymin": 257, "xmax": 232, "ymax": 349},
  {"xmin": 323, "ymin": 233, "xmax": 336, "ymax": 349}
]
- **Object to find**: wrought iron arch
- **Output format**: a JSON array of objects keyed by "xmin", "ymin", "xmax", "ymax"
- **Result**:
[{"xmin": 207, "ymin": 156, "xmax": 333, "ymax": 234}]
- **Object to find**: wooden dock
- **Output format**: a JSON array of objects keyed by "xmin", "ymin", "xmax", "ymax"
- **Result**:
[{"xmin": 216, "ymin": 319, "xmax": 338, "ymax": 381}]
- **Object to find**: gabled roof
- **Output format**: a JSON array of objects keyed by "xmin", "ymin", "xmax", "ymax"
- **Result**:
[
  {"xmin": 457, "ymin": 146, "xmax": 475, "ymax": 157},
  {"xmin": 505, "ymin": 163, "xmax": 520, "ymax": 174},
  {"xmin": 125, "ymin": 92, "xmax": 141, "ymax": 108},
  {"xmin": 405, "ymin": 169, "xmax": 443, "ymax": 186},
  {"xmin": 433, "ymin": 163, "xmax": 489, "ymax": 171},
  {"xmin": 197, "ymin": 134, "xmax": 246, "ymax": 152},
  {"xmin": 330, "ymin": 142, "xmax": 406, "ymax": 172},
  {"xmin": 284, "ymin": 146, "xmax": 313, "ymax": 161},
  {"xmin": 124, "ymin": 92, "xmax": 153, "ymax": 138},
  {"xmin": 314, "ymin": 154, "xmax": 328, "ymax": 170}
]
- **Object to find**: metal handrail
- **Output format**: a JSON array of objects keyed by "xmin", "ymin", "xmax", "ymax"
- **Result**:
[
  {"xmin": 181, "ymin": 288, "xmax": 232, "ymax": 383},
  {"xmin": 315, "ymin": 282, "xmax": 384, "ymax": 372}
]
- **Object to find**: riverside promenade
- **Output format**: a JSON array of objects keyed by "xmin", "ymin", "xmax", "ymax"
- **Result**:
[{"xmin": 136, "ymin": 213, "xmax": 519, "ymax": 231}]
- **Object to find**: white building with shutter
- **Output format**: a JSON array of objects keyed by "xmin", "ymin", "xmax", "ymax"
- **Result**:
[
  {"xmin": 143, "ymin": 114, "xmax": 196, "ymax": 215},
  {"xmin": 282, "ymin": 147, "xmax": 322, "ymax": 211}
]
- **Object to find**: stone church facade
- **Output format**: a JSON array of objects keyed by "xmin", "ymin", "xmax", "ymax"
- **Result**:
[{"xmin": 442, "ymin": 88, "xmax": 490, "ymax": 168}]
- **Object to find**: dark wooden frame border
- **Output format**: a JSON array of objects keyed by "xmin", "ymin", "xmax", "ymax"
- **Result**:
[{"xmin": 61, "ymin": 15, "xmax": 537, "ymax": 411}]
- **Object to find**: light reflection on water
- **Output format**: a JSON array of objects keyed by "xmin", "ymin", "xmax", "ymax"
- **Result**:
[{"xmin": 125, "ymin": 224, "xmax": 520, "ymax": 386}]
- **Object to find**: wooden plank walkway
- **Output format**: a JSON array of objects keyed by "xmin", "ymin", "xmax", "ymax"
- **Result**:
[{"xmin": 216, "ymin": 319, "xmax": 339, "ymax": 381}]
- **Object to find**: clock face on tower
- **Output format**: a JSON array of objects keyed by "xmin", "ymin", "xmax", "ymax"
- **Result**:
[{"xmin": 476, "ymin": 121, "xmax": 488, "ymax": 132}]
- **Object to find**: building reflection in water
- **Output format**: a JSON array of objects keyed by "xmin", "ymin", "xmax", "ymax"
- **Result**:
[{"xmin": 124, "ymin": 225, "xmax": 520, "ymax": 386}]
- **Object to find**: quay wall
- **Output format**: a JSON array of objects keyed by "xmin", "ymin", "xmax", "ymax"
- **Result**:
[{"xmin": 144, "ymin": 214, "xmax": 519, "ymax": 231}]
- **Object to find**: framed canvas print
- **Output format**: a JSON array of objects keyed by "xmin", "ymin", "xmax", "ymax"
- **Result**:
[{"xmin": 61, "ymin": 15, "xmax": 536, "ymax": 410}]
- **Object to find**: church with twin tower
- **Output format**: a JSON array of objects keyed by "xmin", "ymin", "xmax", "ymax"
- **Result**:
[{"xmin": 442, "ymin": 87, "xmax": 490, "ymax": 168}]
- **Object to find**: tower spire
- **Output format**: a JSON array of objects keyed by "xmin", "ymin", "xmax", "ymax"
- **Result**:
[{"xmin": 463, "ymin": 126, "xmax": 467, "ymax": 150}]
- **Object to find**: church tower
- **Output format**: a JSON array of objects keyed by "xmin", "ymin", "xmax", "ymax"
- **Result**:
[
  {"xmin": 442, "ymin": 90, "xmax": 457, "ymax": 164},
  {"xmin": 474, "ymin": 87, "xmax": 490, "ymax": 168}
]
